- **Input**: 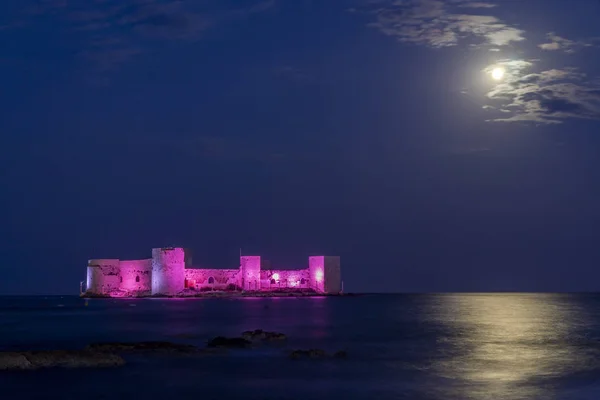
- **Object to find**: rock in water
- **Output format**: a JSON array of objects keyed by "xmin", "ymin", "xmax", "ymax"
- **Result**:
[
  {"xmin": 289, "ymin": 349, "xmax": 348, "ymax": 360},
  {"xmin": 25, "ymin": 350, "xmax": 125, "ymax": 368},
  {"xmin": 242, "ymin": 329, "xmax": 287, "ymax": 341},
  {"xmin": 86, "ymin": 341, "xmax": 198, "ymax": 354},
  {"xmin": 289, "ymin": 349, "xmax": 327, "ymax": 359},
  {"xmin": 206, "ymin": 336, "xmax": 251, "ymax": 348},
  {"xmin": 0, "ymin": 350, "xmax": 125, "ymax": 370},
  {"xmin": 0, "ymin": 353, "xmax": 33, "ymax": 370}
]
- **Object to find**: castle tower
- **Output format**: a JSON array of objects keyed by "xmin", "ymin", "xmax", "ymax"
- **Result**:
[
  {"xmin": 151, "ymin": 247, "xmax": 185, "ymax": 295},
  {"xmin": 86, "ymin": 259, "xmax": 120, "ymax": 295},
  {"xmin": 308, "ymin": 256, "xmax": 341, "ymax": 294},
  {"xmin": 240, "ymin": 256, "xmax": 261, "ymax": 291}
]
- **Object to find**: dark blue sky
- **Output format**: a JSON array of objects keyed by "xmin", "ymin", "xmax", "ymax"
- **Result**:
[{"xmin": 2, "ymin": 0, "xmax": 600, "ymax": 294}]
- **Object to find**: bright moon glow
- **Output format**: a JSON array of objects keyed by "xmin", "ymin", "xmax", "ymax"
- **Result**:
[{"xmin": 491, "ymin": 67, "xmax": 505, "ymax": 81}]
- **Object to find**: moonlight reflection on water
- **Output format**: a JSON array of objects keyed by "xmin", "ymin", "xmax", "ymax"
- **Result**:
[{"xmin": 421, "ymin": 294, "xmax": 595, "ymax": 400}]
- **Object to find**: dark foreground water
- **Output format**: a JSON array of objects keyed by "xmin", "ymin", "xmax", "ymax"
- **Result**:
[{"xmin": 2, "ymin": 294, "xmax": 600, "ymax": 400}]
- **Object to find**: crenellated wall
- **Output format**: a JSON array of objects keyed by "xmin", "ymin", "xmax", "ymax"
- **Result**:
[
  {"xmin": 120, "ymin": 259, "xmax": 152, "ymax": 294},
  {"xmin": 151, "ymin": 247, "xmax": 185, "ymax": 295},
  {"xmin": 260, "ymin": 269, "xmax": 310, "ymax": 290},
  {"xmin": 184, "ymin": 269, "xmax": 240, "ymax": 290}
]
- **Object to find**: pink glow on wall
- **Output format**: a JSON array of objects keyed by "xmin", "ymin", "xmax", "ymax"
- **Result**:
[
  {"xmin": 241, "ymin": 256, "xmax": 261, "ymax": 290},
  {"xmin": 151, "ymin": 247, "xmax": 185, "ymax": 295},
  {"xmin": 260, "ymin": 269, "xmax": 310, "ymax": 290},
  {"xmin": 308, "ymin": 256, "xmax": 325, "ymax": 293},
  {"xmin": 315, "ymin": 270, "xmax": 323, "ymax": 282},
  {"xmin": 86, "ymin": 259, "xmax": 120, "ymax": 295},
  {"xmin": 120, "ymin": 259, "xmax": 152, "ymax": 293},
  {"xmin": 184, "ymin": 268, "xmax": 240, "ymax": 289}
]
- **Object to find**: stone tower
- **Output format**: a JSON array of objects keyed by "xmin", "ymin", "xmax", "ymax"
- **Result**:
[
  {"xmin": 240, "ymin": 255, "xmax": 261, "ymax": 291},
  {"xmin": 151, "ymin": 247, "xmax": 185, "ymax": 295},
  {"xmin": 86, "ymin": 259, "xmax": 120, "ymax": 295},
  {"xmin": 308, "ymin": 256, "xmax": 341, "ymax": 294}
]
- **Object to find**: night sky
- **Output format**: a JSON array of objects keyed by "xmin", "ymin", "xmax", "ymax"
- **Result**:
[{"xmin": 2, "ymin": 0, "xmax": 600, "ymax": 295}]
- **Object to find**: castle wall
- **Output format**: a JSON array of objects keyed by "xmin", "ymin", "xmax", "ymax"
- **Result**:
[
  {"xmin": 120, "ymin": 259, "xmax": 152, "ymax": 294},
  {"xmin": 184, "ymin": 269, "xmax": 240, "ymax": 290},
  {"xmin": 259, "ymin": 269, "xmax": 310, "ymax": 289},
  {"xmin": 86, "ymin": 259, "xmax": 120, "ymax": 295},
  {"xmin": 240, "ymin": 256, "xmax": 261, "ymax": 291},
  {"xmin": 309, "ymin": 256, "xmax": 341, "ymax": 294},
  {"xmin": 151, "ymin": 248, "xmax": 185, "ymax": 295}
]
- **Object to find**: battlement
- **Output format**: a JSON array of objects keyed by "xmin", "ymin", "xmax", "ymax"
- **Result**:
[{"xmin": 83, "ymin": 248, "xmax": 341, "ymax": 297}]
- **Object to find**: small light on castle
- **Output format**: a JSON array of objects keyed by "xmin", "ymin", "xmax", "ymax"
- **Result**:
[{"xmin": 272, "ymin": 273, "xmax": 280, "ymax": 281}]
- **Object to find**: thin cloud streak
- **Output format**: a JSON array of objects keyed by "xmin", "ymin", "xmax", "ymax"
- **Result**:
[
  {"xmin": 364, "ymin": 0, "xmax": 525, "ymax": 48},
  {"xmin": 538, "ymin": 32, "xmax": 598, "ymax": 54},
  {"xmin": 457, "ymin": 2, "xmax": 497, "ymax": 8},
  {"xmin": 7, "ymin": 0, "xmax": 275, "ymax": 72}
]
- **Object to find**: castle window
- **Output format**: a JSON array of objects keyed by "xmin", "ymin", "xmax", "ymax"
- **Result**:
[
  {"xmin": 120, "ymin": 276, "xmax": 123, "ymax": 283},
  {"xmin": 208, "ymin": 277, "xmax": 215, "ymax": 284},
  {"xmin": 270, "ymin": 279, "xmax": 276, "ymax": 285},
  {"xmin": 136, "ymin": 276, "xmax": 140, "ymax": 283},
  {"xmin": 300, "ymin": 278, "xmax": 306, "ymax": 285}
]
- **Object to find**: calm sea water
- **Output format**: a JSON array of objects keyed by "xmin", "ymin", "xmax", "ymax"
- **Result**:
[{"xmin": 2, "ymin": 294, "xmax": 600, "ymax": 399}]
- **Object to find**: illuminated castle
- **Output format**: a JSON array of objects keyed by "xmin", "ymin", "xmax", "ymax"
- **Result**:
[{"xmin": 83, "ymin": 247, "xmax": 341, "ymax": 297}]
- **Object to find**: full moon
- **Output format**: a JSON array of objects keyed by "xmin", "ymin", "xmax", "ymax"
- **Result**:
[{"xmin": 491, "ymin": 67, "xmax": 505, "ymax": 81}]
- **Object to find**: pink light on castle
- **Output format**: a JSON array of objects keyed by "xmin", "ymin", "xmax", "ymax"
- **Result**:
[
  {"xmin": 272, "ymin": 273, "xmax": 280, "ymax": 281},
  {"xmin": 315, "ymin": 270, "xmax": 323, "ymax": 282}
]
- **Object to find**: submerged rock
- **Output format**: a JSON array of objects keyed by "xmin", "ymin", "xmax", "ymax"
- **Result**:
[
  {"xmin": 86, "ymin": 341, "xmax": 198, "ymax": 354},
  {"xmin": 0, "ymin": 350, "xmax": 125, "ymax": 370},
  {"xmin": 289, "ymin": 349, "xmax": 327, "ymax": 359},
  {"xmin": 206, "ymin": 336, "xmax": 251, "ymax": 348},
  {"xmin": 242, "ymin": 329, "xmax": 287, "ymax": 341}
]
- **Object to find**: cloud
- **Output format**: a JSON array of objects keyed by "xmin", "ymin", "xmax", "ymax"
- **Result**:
[
  {"xmin": 9, "ymin": 0, "xmax": 273, "ymax": 72},
  {"xmin": 538, "ymin": 32, "xmax": 596, "ymax": 54},
  {"xmin": 457, "ymin": 2, "xmax": 497, "ymax": 8},
  {"xmin": 365, "ymin": 0, "xmax": 525, "ymax": 48},
  {"xmin": 483, "ymin": 60, "xmax": 600, "ymax": 124}
]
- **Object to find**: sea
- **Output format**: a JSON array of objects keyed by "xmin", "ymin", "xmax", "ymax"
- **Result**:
[{"xmin": 2, "ymin": 293, "xmax": 600, "ymax": 400}]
